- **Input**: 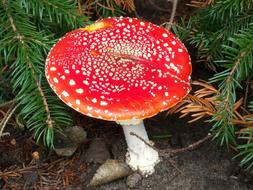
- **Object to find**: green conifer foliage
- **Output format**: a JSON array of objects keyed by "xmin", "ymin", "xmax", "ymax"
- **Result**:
[
  {"xmin": 173, "ymin": 0, "xmax": 253, "ymax": 169},
  {"xmin": 0, "ymin": 0, "xmax": 88, "ymax": 147}
]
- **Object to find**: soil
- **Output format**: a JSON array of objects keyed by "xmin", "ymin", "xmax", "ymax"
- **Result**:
[
  {"xmin": 1, "ymin": 113, "xmax": 253, "ymax": 189},
  {"xmin": 1, "ymin": 0, "xmax": 253, "ymax": 190}
]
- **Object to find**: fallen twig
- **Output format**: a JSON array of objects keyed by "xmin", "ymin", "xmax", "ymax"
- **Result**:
[
  {"xmin": 161, "ymin": 133, "xmax": 213, "ymax": 156},
  {"xmin": 167, "ymin": 0, "xmax": 178, "ymax": 30},
  {"xmin": 130, "ymin": 132, "xmax": 213, "ymax": 157},
  {"xmin": 0, "ymin": 165, "xmax": 37, "ymax": 178}
]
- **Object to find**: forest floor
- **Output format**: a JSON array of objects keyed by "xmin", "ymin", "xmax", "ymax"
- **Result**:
[
  {"xmin": 1, "ymin": 0, "xmax": 253, "ymax": 189},
  {"xmin": 1, "ymin": 112, "xmax": 253, "ymax": 189}
]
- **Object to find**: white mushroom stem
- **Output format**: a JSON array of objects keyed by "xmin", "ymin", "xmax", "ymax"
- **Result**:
[{"xmin": 118, "ymin": 119, "xmax": 160, "ymax": 175}]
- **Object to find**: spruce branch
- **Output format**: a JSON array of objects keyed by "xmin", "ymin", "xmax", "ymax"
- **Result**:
[
  {"xmin": 168, "ymin": 81, "xmax": 253, "ymax": 127},
  {"xmin": 6, "ymin": 13, "xmax": 54, "ymax": 143},
  {"xmin": 206, "ymin": 0, "xmax": 253, "ymax": 23},
  {"xmin": 173, "ymin": 2, "xmax": 253, "ymax": 146},
  {"xmin": 0, "ymin": 0, "xmax": 73, "ymax": 147},
  {"xmin": 168, "ymin": 81, "xmax": 253, "ymax": 169},
  {"xmin": 173, "ymin": 1, "xmax": 253, "ymax": 70},
  {"xmin": 20, "ymin": 0, "xmax": 86, "ymax": 29},
  {"xmin": 209, "ymin": 25, "xmax": 253, "ymax": 145},
  {"xmin": 36, "ymin": 77, "xmax": 53, "ymax": 129},
  {"xmin": 173, "ymin": 0, "xmax": 253, "ymax": 171}
]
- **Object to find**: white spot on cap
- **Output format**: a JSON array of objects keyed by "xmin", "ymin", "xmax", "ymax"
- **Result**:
[
  {"xmin": 53, "ymin": 77, "xmax": 59, "ymax": 83},
  {"xmin": 100, "ymin": 101, "xmax": 108, "ymax": 106},
  {"xmin": 93, "ymin": 110, "xmax": 100, "ymax": 115},
  {"xmin": 62, "ymin": 91, "xmax": 69, "ymax": 97},
  {"xmin": 165, "ymin": 92, "xmax": 169, "ymax": 96},
  {"xmin": 178, "ymin": 48, "xmax": 183, "ymax": 52},
  {"xmin": 50, "ymin": 67, "xmax": 56, "ymax": 71},
  {"xmin": 87, "ymin": 106, "xmax": 92, "ymax": 111},
  {"xmin": 76, "ymin": 99, "xmax": 80, "ymax": 105},
  {"xmin": 76, "ymin": 88, "xmax": 84, "ymax": 94},
  {"xmin": 140, "ymin": 21, "xmax": 145, "ymax": 26},
  {"xmin": 164, "ymin": 43, "xmax": 168, "ymax": 47},
  {"xmin": 170, "ymin": 63, "xmax": 180, "ymax": 73},
  {"xmin": 65, "ymin": 69, "xmax": 70, "ymax": 74},
  {"xmin": 60, "ymin": 75, "xmax": 66, "ymax": 80},
  {"xmin": 162, "ymin": 33, "xmax": 168, "ymax": 37},
  {"xmin": 69, "ymin": 79, "xmax": 76, "ymax": 86},
  {"xmin": 172, "ymin": 41, "xmax": 176, "ymax": 45},
  {"xmin": 83, "ymin": 80, "xmax": 89, "ymax": 85},
  {"xmin": 92, "ymin": 98, "xmax": 97, "ymax": 103}
]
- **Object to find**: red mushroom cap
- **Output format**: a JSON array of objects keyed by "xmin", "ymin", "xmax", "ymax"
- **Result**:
[{"xmin": 45, "ymin": 17, "xmax": 192, "ymax": 121}]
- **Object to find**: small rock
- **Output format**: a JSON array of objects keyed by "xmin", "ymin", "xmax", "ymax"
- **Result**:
[
  {"xmin": 65, "ymin": 126, "xmax": 87, "ymax": 144},
  {"xmin": 54, "ymin": 126, "xmax": 87, "ymax": 157},
  {"xmin": 55, "ymin": 146, "xmax": 78, "ymax": 157},
  {"xmin": 54, "ymin": 132, "xmax": 77, "ymax": 157},
  {"xmin": 126, "ymin": 172, "xmax": 142, "ymax": 188},
  {"xmin": 82, "ymin": 138, "xmax": 110, "ymax": 164},
  {"xmin": 89, "ymin": 159, "xmax": 133, "ymax": 186}
]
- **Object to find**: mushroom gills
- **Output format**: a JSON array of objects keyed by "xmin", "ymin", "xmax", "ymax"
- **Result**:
[{"xmin": 118, "ymin": 120, "xmax": 160, "ymax": 175}]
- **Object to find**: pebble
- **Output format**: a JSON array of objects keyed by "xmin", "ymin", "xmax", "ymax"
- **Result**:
[
  {"xmin": 54, "ymin": 126, "xmax": 87, "ymax": 157},
  {"xmin": 126, "ymin": 172, "xmax": 142, "ymax": 188},
  {"xmin": 65, "ymin": 126, "xmax": 87, "ymax": 144}
]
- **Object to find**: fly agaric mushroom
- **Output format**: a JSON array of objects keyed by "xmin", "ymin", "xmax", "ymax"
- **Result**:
[{"xmin": 45, "ymin": 17, "xmax": 192, "ymax": 175}]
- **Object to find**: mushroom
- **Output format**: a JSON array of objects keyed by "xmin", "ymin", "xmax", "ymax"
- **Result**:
[{"xmin": 45, "ymin": 17, "xmax": 192, "ymax": 175}]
